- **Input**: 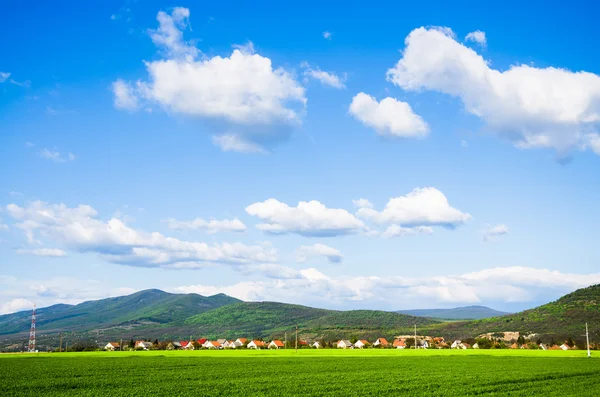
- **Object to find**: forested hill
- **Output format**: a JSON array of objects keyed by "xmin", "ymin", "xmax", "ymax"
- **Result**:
[{"xmin": 397, "ymin": 305, "xmax": 509, "ymax": 320}]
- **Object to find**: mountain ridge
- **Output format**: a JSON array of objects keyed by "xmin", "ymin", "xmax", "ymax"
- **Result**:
[{"xmin": 397, "ymin": 305, "xmax": 510, "ymax": 320}]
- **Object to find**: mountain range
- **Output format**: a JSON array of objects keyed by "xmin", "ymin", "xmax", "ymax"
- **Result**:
[{"xmin": 1, "ymin": 285, "xmax": 598, "ymax": 349}]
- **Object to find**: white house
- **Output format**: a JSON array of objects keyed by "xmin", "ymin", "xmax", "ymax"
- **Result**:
[
  {"xmin": 135, "ymin": 341, "xmax": 153, "ymax": 350},
  {"xmin": 104, "ymin": 342, "xmax": 120, "ymax": 351},
  {"xmin": 204, "ymin": 341, "xmax": 222, "ymax": 349},
  {"xmin": 337, "ymin": 340, "xmax": 353, "ymax": 349},
  {"xmin": 472, "ymin": 343, "xmax": 479, "ymax": 349},
  {"xmin": 247, "ymin": 340, "xmax": 266, "ymax": 349},
  {"xmin": 559, "ymin": 343, "xmax": 570, "ymax": 350},
  {"xmin": 180, "ymin": 341, "xmax": 194, "ymax": 350},
  {"xmin": 268, "ymin": 340, "xmax": 285, "ymax": 349},
  {"xmin": 234, "ymin": 338, "xmax": 248, "ymax": 347},
  {"xmin": 420, "ymin": 340, "xmax": 429, "ymax": 349},
  {"xmin": 539, "ymin": 343, "xmax": 547, "ymax": 350},
  {"xmin": 311, "ymin": 341, "xmax": 321, "ymax": 349},
  {"xmin": 354, "ymin": 340, "xmax": 369, "ymax": 349},
  {"xmin": 373, "ymin": 338, "xmax": 389, "ymax": 348},
  {"xmin": 217, "ymin": 339, "xmax": 227, "ymax": 345},
  {"xmin": 451, "ymin": 340, "xmax": 466, "ymax": 349},
  {"xmin": 167, "ymin": 341, "xmax": 182, "ymax": 350}
]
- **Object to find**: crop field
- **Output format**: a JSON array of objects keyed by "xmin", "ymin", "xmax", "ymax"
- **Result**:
[{"xmin": 1, "ymin": 350, "xmax": 599, "ymax": 396}]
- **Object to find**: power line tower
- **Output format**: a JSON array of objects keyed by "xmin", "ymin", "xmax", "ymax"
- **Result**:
[{"xmin": 27, "ymin": 304, "xmax": 36, "ymax": 353}]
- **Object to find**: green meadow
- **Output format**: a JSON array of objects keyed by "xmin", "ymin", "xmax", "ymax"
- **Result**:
[{"xmin": 2, "ymin": 350, "xmax": 600, "ymax": 396}]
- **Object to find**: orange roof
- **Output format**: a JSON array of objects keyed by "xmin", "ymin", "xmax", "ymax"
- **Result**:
[
  {"xmin": 271, "ymin": 340, "xmax": 285, "ymax": 347},
  {"xmin": 359, "ymin": 340, "xmax": 368, "ymax": 344},
  {"xmin": 253, "ymin": 340, "xmax": 266, "ymax": 347},
  {"xmin": 210, "ymin": 341, "xmax": 222, "ymax": 347},
  {"xmin": 510, "ymin": 343, "xmax": 518, "ymax": 349},
  {"xmin": 237, "ymin": 338, "xmax": 247, "ymax": 343},
  {"xmin": 108, "ymin": 342, "xmax": 120, "ymax": 347},
  {"xmin": 377, "ymin": 338, "xmax": 389, "ymax": 345},
  {"xmin": 393, "ymin": 339, "xmax": 406, "ymax": 347}
]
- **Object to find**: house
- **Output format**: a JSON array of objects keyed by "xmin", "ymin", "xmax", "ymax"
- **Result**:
[
  {"xmin": 337, "ymin": 340, "xmax": 353, "ymax": 349},
  {"xmin": 104, "ymin": 342, "xmax": 120, "ymax": 351},
  {"xmin": 451, "ymin": 340, "xmax": 466, "ymax": 349},
  {"xmin": 373, "ymin": 338, "xmax": 389, "ymax": 348},
  {"xmin": 433, "ymin": 337, "xmax": 445, "ymax": 344},
  {"xmin": 268, "ymin": 340, "xmax": 285, "ymax": 349},
  {"xmin": 311, "ymin": 341, "xmax": 321, "ymax": 349},
  {"xmin": 539, "ymin": 343, "xmax": 547, "ymax": 350},
  {"xmin": 217, "ymin": 339, "xmax": 227, "ymax": 345},
  {"xmin": 462, "ymin": 343, "xmax": 470, "ymax": 349},
  {"xmin": 204, "ymin": 341, "xmax": 222, "ymax": 349},
  {"xmin": 222, "ymin": 340, "xmax": 234, "ymax": 348},
  {"xmin": 247, "ymin": 340, "xmax": 266, "ymax": 349},
  {"xmin": 135, "ymin": 341, "xmax": 153, "ymax": 350},
  {"xmin": 167, "ymin": 341, "xmax": 182, "ymax": 350},
  {"xmin": 393, "ymin": 339, "xmax": 406, "ymax": 349},
  {"xmin": 299, "ymin": 340, "xmax": 308, "ymax": 348},
  {"xmin": 420, "ymin": 340, "xmax": 429, "ymax": 349},
  {"xmin": 197, "ymin": 338, "xmax": 207, "ymax": 346},
  {"xmin": 560, "ymin": 343, "xmax": 570, "ymax": 350},
  {"xmin": 472, "ymin": 343, "xmax": 479, "ymax": 349},
  {"xmin": 510, "ymin": 343, "xmax": 519, "ymax": 349},
  {"xmin": 180, "ymin": 341, "xmax": 194, "ymax": 350},
  {"xmin": 235, "ymin": 338, "xmax": 248, "ymax": 347}
]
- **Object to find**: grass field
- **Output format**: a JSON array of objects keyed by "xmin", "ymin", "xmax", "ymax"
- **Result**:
[{"xmin": 2, "ymin": 350, "xmax": 599, "ymax": 396}]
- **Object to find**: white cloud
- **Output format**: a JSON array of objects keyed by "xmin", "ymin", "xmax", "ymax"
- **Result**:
[
  {"xmin": 174, "ymin": 266, "xmax": 600, "ymax": 309},
  {"xmin": 483, "ymin": 224, "xmax": 509, "ymax": 242},
  {"xmin": 166, "ymin": 217, "xmax": 247, "ymax": 233},
  {"xmin": 0, "ymin": 72, "xmax": 10, "ymax": 83},
  {"xmin": 349, "ymin": 92, "xmax": 429, "ymax": 138},
  {"xmin": 1, "ymin": 298, "xmax": 34, "ymax": 315},
  {"xmin": 352, "ymin": 198, "xmax": 373, "ymax": 209},
  {"xmin": 296, "ymin": 243, "xmax": 343, "ymax": 263},
  {"xmin": 16, "ymin": 248, "xmax": 67, "ymax": 257},
  {"xmin": 211, "ymin": 135, "xmax": 266, "ymax": 154},
  {"xmin": 5, "ymin": 201, "xmax": 276, "ymax": 268},
  {"xmin": 39, "ymin": 149, "xmax": 76, "ymax": 163},
  {"xmin": 112, "ymin": 79, "xmax": 139, "ymax": 110},
  {"xmin": 387, "ymin": 27, "xmax": 600, "ymax": 157},
  {"xmin": 302, "ymin": 64, "xmax": 346, "ymax": 89},
  {"xmin": 246, "ymin": 199, "xmax": 365, "ymax": 237},
  {"xmin": 323, "ymin": 31, "xmax": 332, "ymax": 40},
  {"xmin": 465, "ymin": 30, "xmax": 486, "ymax": 46},
  {"xmin": 357, "ymin": 187, "xmax": 471, "ymax": 228},
  {"xmin": 381, "ymin": 225, "xmax": 434, "ymax": 238},
  {"xmin": 114, "ymin": 8, "xmax": 306, "ymax": 152}
]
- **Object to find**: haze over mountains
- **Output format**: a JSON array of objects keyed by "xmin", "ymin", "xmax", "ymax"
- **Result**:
[{"xmin": 1, "ymin": 285, "xmax": 599, "ymax": 350}]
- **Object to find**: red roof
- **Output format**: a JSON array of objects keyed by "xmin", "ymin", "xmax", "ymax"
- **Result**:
[
  {"xmin": 299, "ymin": 341, "xmax": 308, "ymax": 345},
  {"xmin": 197, "ymin": 338, "xmax": 207, "ymax": 344},
  {"xmin": 180, "ymin": 341, "xmax": 190, "ymax": 347}
]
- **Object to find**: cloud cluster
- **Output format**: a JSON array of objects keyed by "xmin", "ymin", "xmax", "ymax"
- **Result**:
[
  {"xmin": 357, "ymin": 187, "xmax": 471, "ymax": 229},
  {"xmin": 166, "ymin": 217, "xmax": 247, "ymax": 233},
  {"xmin": 246, "ymin": 199, "xmax": 365, "ymax": 237},
  {"xmin": 39, "ymin": 149, "xmax": 76, "ymax": 163},
  {"xmin": 295, "ymin": 243, "xmax": 343, "ymax": 263},
  {"xmin": 349, "ymin": 93, "xmax": 429, "ymax": 138},
  {"xmin": 302, "ymin": 63, "xmax": 346, "ymax": 89},
  {"xmin": 113, "ymin": 8, "xmax": 306, "ymax": 152},
  {"xmin": 387, "ymin": 27, "xmax": 600, "ymax": 156},
  {"xmin": 465, "ymin": 30, "xmax": 486, "ymax": 46},
  {"xmin": 5, "ymin": 201, "xmax": 276, "ymax": 268}
]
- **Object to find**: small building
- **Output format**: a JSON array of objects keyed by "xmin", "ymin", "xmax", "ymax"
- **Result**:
[
  {"xmin": 393, "ymin": 339, "xmax": 406, "ymax": 349},
  {"xmin": 217, "ymin": 338, "xmax": 227, "ymax": 345},
  {"xmin": 268, "ymin": 340, "xmax": 285, "ymax": 349},
  {"xmin": 539, "ymin": 343, "xmax": 547, "ymax": 350},
  {"xmin": 354, "ymin": 340, "xmax": 369, "ymax": 349},
  {"xmin": 180, "ymin": 341, "xmax": 194, "ymax": 350},
  {"xmin": 373, "ymin": 338, "xmax": 389, "ymax": 348},
  {"xmin": 166, "ymin": 341, "xmax": 182, "ymax": 350},
  {"xmin": 197, "ymin": 338, "xmax": 207, "ymax": 346},
  {"xmin": 559, "ymin": 343, "xmax": 570, "ymax": 350},
  {"xmin": 135, "ymin": 341, "xmax": 153, "ymax": 350},
  {"xmin": 104, "ymin": 342, "xmax": 120, "ymax": 351},
  {"xmin": 311, "ymin": 341, "xmax": 321, "ymax": 349},
  {"xmin": 451, "ymin": 340, "xmax": 466, "ymax": 349},
  {"xmin": 204, "ymin": 341, "xmax": 222, "ymax": 349},
  {"xmin": 337, "ymin": 340, "xmax": 353, "ymax": 349},
  {"xmin": 472, "ymin": 343, "xmax": 479, "ymax": 349},
  {"xmin": 247, "ymin": 340, "xmax": 266, "ymax": 349},
  {"xmin": 420, "ymin": 340, "xmax": 429, "ymax": 349},
  {"xmin": 235, "ymin": 338, "xmax": 248, "ymax": 347}
]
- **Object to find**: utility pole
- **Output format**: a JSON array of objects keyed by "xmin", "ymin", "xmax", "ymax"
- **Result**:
[
  {"xmin": 295, "ymin": 325, "xmax": 298, "ymax": 353},
  {"xmin": 414, "ymin": 324, "xmax": 417, "ymax": 350},
  {"xmin": 285, "ymin": 332, "xmax": 287, "ymax": 349},
  {"xmin": 586, "ymin": 323, "xmax": 591, "ymax": 358}
]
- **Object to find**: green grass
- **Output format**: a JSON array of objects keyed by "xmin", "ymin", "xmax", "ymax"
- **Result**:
[{"xmin": 2, "ymin": 350, "xmax": 599, "ymax": 396}]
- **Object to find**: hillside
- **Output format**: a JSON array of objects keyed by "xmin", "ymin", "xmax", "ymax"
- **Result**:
[
  {"xmin": 397, "ymin": 306, "xmax": 509, "ymax": 320},
  {"xmin": 0, "ymin": 289, "xmax": 240, "ymax": 336},
  {"xmin": 185, "ymin": 302, "xmax": 441, "ymax": 340},
  {"xmin": 435, "ymin": 284, "xmax": 600, "ymax": 341}
]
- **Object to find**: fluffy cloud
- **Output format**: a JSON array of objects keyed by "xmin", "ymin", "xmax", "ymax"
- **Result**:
[
  {"xmin": 166, "ymin": 217, "xmax": 247, "ymax": 233},
  {"xmin": 0, "ymin": 72, "xmax": 10, "ymax": 83},
  {"xmin": 387, "ymin": 27, "xmax": 600, "ymax": 157},
  {"xmin": 246, "ymin": 199, "xmax": 365, "ymax": 237},
  {"xmin": 39, "ymin": 149, "xmax": 76, "ymax": 163},
  {"xmin": 349, "ymin": 93, "xmax": 429, "ymax": 138},
  {"xmin": 5, "ymin": 201, "xmax": 276, "ymax": 268},
  {"xmin": 302, "ymin": 63, "xmax": 346, "ymax": 89},
  {"xmin": 296, "ymin": 243, "xmax": 343, "ymax": 263},
  {"xmin": 323, "ymin": 31, "xmax": 332, "ymax": 40},
  {"xmin": 113, "ymin": 8, "xmax": 306, "ymax": 152},
  {"xmin": 381, "ymin": 225, "xmax": 434, "ymax": 238},
  {"xmin": 16, "ymin": 248, "xmax": 67, "ymax": 257},
  {"xmin": 352, "ymin": 198, "xmax": 373, "ymax": 209},
  {"xmin": 174, "ymin": 266, "xmax": 600, "ymax": 309},
  {"xmin": 357, "ymin": 187, "xmax": 471, "ymax": 228},
  {"xmin": 465, "ymin": 30, "xmax": 486, "ymax": 46},
  {"xmin": 483, "ymin": 224, "xmax": 509, "ymax": 242},
  {"xmin": 1, "ymin": 298, "xmax": 34, "ymax": 315}
]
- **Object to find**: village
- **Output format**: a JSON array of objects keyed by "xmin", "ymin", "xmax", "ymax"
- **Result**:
[{"xmin": 103, "ymin": 334, "xmax": 580, "ymax": 352}]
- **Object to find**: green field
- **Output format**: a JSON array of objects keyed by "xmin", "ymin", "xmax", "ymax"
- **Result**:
[{"xmin": 2, "ymin": 350, "xmax": 600, "ymax": 396}]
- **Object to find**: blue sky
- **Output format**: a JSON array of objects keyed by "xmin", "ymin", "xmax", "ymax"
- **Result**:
[{"xmin": 1, "ymin": 0, "xmax": 600, "ymax": 314}]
